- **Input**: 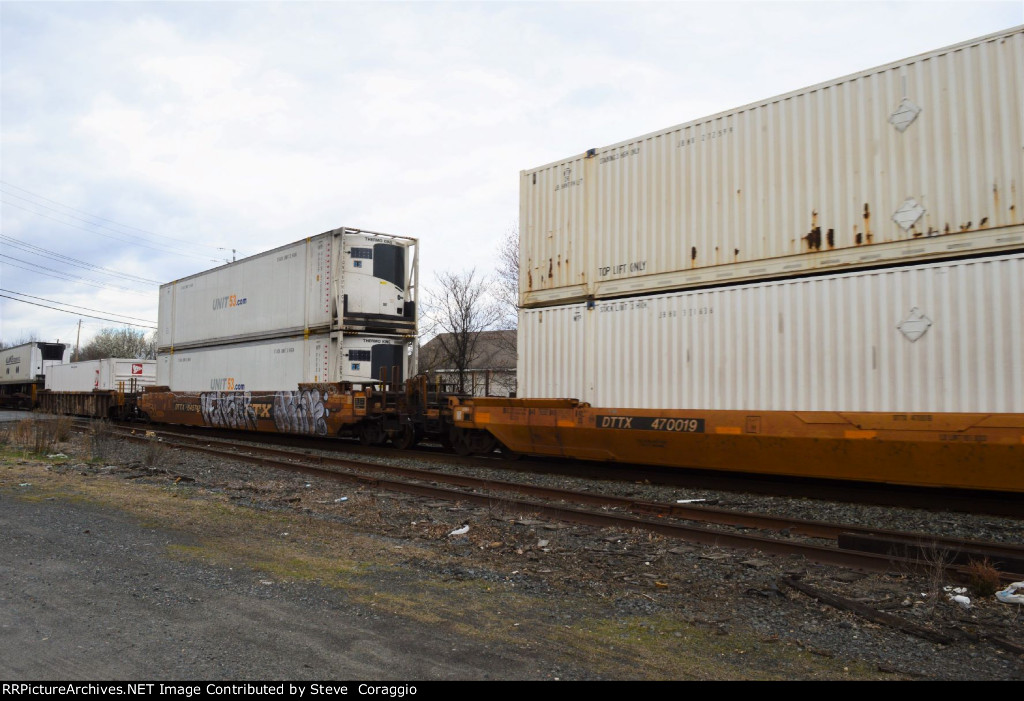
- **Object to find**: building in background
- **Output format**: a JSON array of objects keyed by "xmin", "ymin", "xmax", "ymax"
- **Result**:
[{"xmin": 419, "ymin": 330, "xmax": 516, "ymax": 397}]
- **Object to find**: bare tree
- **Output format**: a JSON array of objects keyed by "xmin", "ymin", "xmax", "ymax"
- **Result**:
[
  {"xmin": 490, "ymin": 223, "xmax": 520, "ymax": 374},
  {"xmin": 422, "ymin": 269, "xmax": 503, "ymax": 394},
  {"xmin": 79, "ymin": 327, "xmax": 155, "ymax": 360},
  {"xmin": 0, "ymin": 334, "xmax": 41, "ymax": 351},
  {"xmin": 495, "ymin": 222, "xmax": 519, "ymax": 330}
]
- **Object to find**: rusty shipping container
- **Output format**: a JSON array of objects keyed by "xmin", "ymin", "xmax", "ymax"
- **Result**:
[
  {"xmin": 158, "ymin": 227, "xmax": 418, "ymax": 352},
  {"xmin": 517, "ymin": 253, "xmax": 1024, "ymax": 413},
  {"xmin": 520, "ymin": 26, "xmax": 1024, "ymax": 307}
]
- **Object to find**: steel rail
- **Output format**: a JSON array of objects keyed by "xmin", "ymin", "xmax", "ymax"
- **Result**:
[{"xmin": 106, "ymin": 425, "xmax": 1024, "ymax": 579}]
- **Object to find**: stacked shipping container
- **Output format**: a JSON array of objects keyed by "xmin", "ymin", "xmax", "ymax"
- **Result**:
[
  {"xmin": 518, "ymin": 253, "xmax": 1024, "ymax": 412},
  {"xmin": 518, "ymin": 26, "xmax": 1024, "ymax": 414},
  {"xmin": 157, "ymin": 227, "xmax": 418, "ymax": 391}
]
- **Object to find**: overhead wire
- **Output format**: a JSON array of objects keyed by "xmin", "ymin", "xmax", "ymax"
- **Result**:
[
  {"xmin": 0, "ymin": 293, "xmax": 157, "ymax": 329},
  {"xmin": 0, "ymin": 255, "xmax": 152, "ymax": 294},
  {"xmin": 1, "ymin": 198, "xmax": 224, "ymax": 262},
  {"xmin": 0, "ymin": 289, "xmax": 157, "ymax": 324},
  {"xmin": 0, "ymin": 180, "xmax": 244, "ymax": 258},
  {"xmin": 1, "ymin": 235, "xmax": 162, "ymax": 285}
]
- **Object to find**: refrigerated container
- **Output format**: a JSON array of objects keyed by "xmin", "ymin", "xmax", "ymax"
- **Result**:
[
  {"xmin": 157, "ymin": 333, "xmax": 412, "ymax": 392},
  {"xmin": 158, "ymin": 227, "xmax": 418, "ymax": 351}
]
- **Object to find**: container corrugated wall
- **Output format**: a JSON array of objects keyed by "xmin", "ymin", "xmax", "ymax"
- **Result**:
[
  {"xmin": 158, "ymin": 236, "xmax": 332, "ymax": 350},
  {"xmin": 45, "ymin": 359, "xmax": 156, "ymax": 392},
  {"xmin": 517, "ymin": 253, "xmax": 1024, "ymax": 413},
  {"xmin": 520, "ymin": 26, "xmax": 1024, "ymax": 307},
  {"xmin": 157, "ymin": 333, "xmax": 412, "ymax": 392},
  {"xmin": 158, "ymin": 228, "xmax": 418, "ymax": 351}
]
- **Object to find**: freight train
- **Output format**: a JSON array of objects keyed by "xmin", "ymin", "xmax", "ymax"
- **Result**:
[
  {"xmin": 0, "ymin": 341, "xmax": 70, "ymax": 409},
  {"xmin": 24, "ymin": 27, "xmax": 1024, "ymax": 493}
]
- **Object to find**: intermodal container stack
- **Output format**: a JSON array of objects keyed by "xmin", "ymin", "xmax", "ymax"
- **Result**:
[
  {"xmin": 517, "ymin": 26, "xmax": 1024, "ymax": 416},
  {"xmin": 157, "ymin": 227, "xmax": 418, "ymax": 391}
]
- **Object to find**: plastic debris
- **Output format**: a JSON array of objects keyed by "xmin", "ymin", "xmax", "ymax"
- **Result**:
[
  {"xmin": 950, "ymin": 595, "xmax": 972, "ymax": 609},
  {"xmin": 942, "ymin": 586, "xmax": 972, "ymax": 609},
  {"xmin": 995, "ymin": 581, "xmax": 1024, "ymax": 604},
  {"xmin": 18, "ymin": 483, "xmax": 31, "ymax": 487},
  {"xmin": 334, "ymin": 497, "xmax": 348, "ymax": 503},
  {"xmin": 676, "ymin": 498, "xmax": 706, "ymax": 504},
  {"xmin": 46, "ymin": 453, "xmax": 68, "ymax": 459},
  {"xmin": 448, "ymin": 524, "xmax": 470, "ymax": 536}
]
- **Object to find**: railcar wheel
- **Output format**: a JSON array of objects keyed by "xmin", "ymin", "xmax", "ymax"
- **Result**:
[
  {"xmin": 449, "ymin": 426, "xmax": 498, "ymax": 456},
  {"xmin": 449, "ymin": 426, "xmax": 473, "ymax": 456},
  {"xmin": 393, "ymin": 422, "xmax": 421, "ymax": 450},
  {"xmin": 359, "ymin": 422, "xmax": 387, "ymax": 446}
]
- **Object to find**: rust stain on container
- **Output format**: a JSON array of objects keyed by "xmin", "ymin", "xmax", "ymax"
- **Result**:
[
  {"xmin": 690, "ymin": 246, "xmax": 697, "ymax": 266},
  {"xmin": 548, "ymin": 258, "xmax": 553, "ymax": 279},
  {"xmin": 863, "ymin": 204, "xmax": 872, "ymax": 243},
  {"xmin": 979, "ymin": 217, "xmax": 989, "ymax": 229},
  {"xmin": 960, "ymin": 221, "xmax": 972, "ymax": 232},
  {"xmin": 826, "ymin": 229, "xmax": 835, "ymax": 248},
  {"xmin": 804, "ymin": 211, "xmax": 822, "ymax": 251}
]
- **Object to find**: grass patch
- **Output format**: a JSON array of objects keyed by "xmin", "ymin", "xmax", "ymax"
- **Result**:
[{"xmin": 1, "ymin": 448, "xmax": 900, "ymax": 680}]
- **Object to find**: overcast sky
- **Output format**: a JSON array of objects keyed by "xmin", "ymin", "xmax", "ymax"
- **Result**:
[{"xmin": 1, "ymin": 0, "xmax": 1021, "ymax": 349}]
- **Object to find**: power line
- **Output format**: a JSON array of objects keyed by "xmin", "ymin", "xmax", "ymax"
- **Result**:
[
  {"xmin": 1, "ymin": 235, "xmax": 162, "ymax": 285},
  {"xmin": 0, "ymin": 289, "xmax": 156, "ymax": 324},
  {"xmin": 0, "ymin": 255, "xmax": 152, "ymax": 294},
  {"xmin": 0, "ymin": 181, "xmax": 243, "ymax": 257},
  {"xmin": 0, "ymin": 293, "xmax": 157, "ymax": 329},
  {"xmin": 1, "ymin": 199, "xmax": 225, "ymax": 263}
]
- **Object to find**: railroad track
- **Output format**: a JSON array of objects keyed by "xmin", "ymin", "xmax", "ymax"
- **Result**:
[
  {"xmin": 95, "ymin": 422, "xmax": 1024, "ymax": 581},
  {"xmin": 90, "ymin": 418, "xmax": 1024, "ymax": 518}
]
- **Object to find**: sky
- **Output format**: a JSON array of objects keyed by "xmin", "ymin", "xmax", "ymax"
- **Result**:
[{"xmin": 1, "ymin": 0, "xmax": 1021, "ymax": 350}]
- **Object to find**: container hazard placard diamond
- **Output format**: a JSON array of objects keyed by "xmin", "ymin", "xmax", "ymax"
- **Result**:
[
  {"xmin": 897, "ymin": 307, "xmax": 932, "ymax": 342},
  {"xmin": 889, "ymin": 97, "xmax": 922, "ymax": 132},
  {"xmin": 893, "ymin": 198, "xmax": 926, "ymax": 231}
]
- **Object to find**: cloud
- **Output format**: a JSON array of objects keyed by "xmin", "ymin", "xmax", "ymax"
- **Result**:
[{"xmin": 2, "ymin": 1, "xmax": 1021, "ymax": 345}]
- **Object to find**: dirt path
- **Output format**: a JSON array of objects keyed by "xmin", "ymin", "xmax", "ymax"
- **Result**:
[{"xmin": 0, "ymin": 494, "xmax": 536, "ymax": 680}]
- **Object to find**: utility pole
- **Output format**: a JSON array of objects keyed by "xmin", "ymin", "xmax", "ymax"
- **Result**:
[{"xmin": 74, "ymin": 319, "xmax": 81, "ymax": 361}]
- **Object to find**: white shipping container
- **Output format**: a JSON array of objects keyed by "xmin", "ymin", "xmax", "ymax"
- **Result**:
[
  {"xmin": 0, "ymin": 342, "xmax": 69, "ymax": 385},
  {"xmin": 517, "ymin": 253, "xmax": 1024, "ymax": 413},
  {"xmin": 157, "ymin": 333, "xmax": 412, "ymax": 392},
  {"xmin": 45, "ymin": 359, "xmax": 157, "ymax": 392},
  {"xmin": 521, "ymin": 26, "xmax": 1024, "ymax": 307},
  {"xmin": 158, "ymin": 228, "xmax": 417, "ymax": 351}
]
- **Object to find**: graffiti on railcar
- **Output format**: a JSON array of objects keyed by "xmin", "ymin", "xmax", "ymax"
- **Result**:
[
  {"xmin": 200, "ymin": 391, "xmax": 258, "ymax": 430},
  {"xmin": 273, "ymin": 389, "xmax": 329, "ymax": 436},
  {"xmin": 196, "ymin": 389, "xmax": 330, "ymax": 436}
]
